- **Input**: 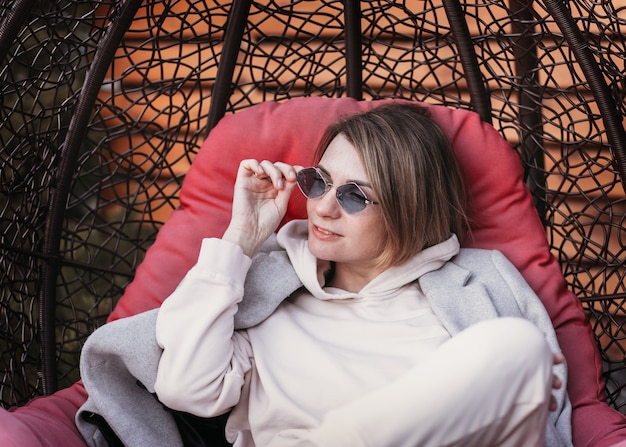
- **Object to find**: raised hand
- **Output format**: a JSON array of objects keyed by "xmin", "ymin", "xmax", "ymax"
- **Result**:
[{"xmin": 222, "ymin": 159, "xmax": 301, "ymax": 257}]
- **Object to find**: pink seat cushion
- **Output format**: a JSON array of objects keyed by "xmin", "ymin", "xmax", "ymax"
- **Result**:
[
  {"xmin": 0, "ymin": 383, "xmax": 88, "ymax": 447},
  {"xmin": 109, "ymin": 97, "xmax": 625, "ymax": 446},
  {"xmin": 3, "ymin": 97, "xmax": 624, "ymax": 447}
]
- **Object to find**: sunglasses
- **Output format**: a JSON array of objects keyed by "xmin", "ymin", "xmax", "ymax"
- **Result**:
[{"xmin": 296, "ymin": 167, "xmax": 379, "ymax": 214}]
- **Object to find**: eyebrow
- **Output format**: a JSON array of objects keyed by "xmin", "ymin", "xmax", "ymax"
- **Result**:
[{"xmin": 316, "ymin": 164, "xmax": 374, "ymax": 189}]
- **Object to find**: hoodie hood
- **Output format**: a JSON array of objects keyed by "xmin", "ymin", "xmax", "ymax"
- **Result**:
[{"xmin": 276, "ymin": 220, "xmax": 460, "ymax": 301}]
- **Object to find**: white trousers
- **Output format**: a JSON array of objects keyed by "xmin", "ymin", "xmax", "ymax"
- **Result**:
[{"xmin": 299, "ymin": 317, "xmax": 553, "ymax": 447}]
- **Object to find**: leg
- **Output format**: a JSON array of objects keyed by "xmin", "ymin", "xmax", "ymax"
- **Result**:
[{"xmin": 299, "ymin": 318, "xmax": 553, "ymax": 447}]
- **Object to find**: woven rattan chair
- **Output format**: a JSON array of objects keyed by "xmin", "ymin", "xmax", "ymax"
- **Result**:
[{"xmin": 1, "ymin": 0, "xmax": 625, "ymax": 445}]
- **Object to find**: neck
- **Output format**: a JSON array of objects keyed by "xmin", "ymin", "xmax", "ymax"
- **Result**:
[{"xmin": 326, "ymin": 261, "xmax": 384, "ymax": 292}]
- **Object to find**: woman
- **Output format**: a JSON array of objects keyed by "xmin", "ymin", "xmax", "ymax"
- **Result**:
[{"xmin": 154, "ymin": 103, "xmax": 571, "ymax": 446}]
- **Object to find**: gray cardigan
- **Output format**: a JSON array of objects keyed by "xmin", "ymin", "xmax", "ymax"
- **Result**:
[{"xmin": 76, "ymin": 240, "xmax": 572, "ymax": 447}]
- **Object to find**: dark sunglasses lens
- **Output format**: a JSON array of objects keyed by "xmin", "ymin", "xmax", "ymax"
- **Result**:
[
  {"xmin": 336, "ymin": 184, "xmax": 367, "ymax": 214},
  {"xmin": 297, "ymin": 169, "xmax": 327, "ymax": 198}
]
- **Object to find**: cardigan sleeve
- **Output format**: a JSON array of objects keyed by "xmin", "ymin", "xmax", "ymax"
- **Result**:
[{"xmin": 488, "ymin": 250, "xmax": 573, "ymax": 447}]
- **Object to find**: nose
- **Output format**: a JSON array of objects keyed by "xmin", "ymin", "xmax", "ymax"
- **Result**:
[{"xmin": 310, "ymin": 186, "xmax": 342, "ymax": 218}]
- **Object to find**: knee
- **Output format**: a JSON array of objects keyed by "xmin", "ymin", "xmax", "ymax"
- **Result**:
[{"xmin": 463, "ymin": 318, "xmax": 552, "ymax": 372}]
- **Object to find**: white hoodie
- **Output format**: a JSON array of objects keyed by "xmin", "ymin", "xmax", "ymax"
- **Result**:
[{"xmin": 155, "ymin": 220, "xmax": 461, "ymax": 446}]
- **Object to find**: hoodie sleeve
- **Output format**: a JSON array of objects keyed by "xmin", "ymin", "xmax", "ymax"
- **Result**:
[{"xmin": 154, "ymin": 238, "xmax": 254, "ymax": 417}]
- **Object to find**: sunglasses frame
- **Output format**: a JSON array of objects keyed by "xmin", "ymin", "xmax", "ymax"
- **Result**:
[{"xmin": 296, "ymin": 167, "xmax": 379, "ymax": 214}]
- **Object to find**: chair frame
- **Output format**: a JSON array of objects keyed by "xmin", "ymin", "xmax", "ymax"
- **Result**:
[{"xmin": 1, "ymin": 0, "xmax": 625, "ymax": 411}]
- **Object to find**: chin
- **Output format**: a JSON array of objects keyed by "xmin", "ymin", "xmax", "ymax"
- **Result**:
[{"xmin": 307, "ymin": 240, "xmax": 335, "ymax": 262}]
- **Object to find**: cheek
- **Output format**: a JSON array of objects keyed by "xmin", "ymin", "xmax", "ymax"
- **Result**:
[
  {"xmin": 366, "ymin": 228, "xmax": 387, "ymax": 254},
  {"xmin": 354, "ymin": 216, "xmax": 387, "ymax": 247}
]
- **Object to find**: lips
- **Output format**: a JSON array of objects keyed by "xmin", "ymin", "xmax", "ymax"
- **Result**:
[{"xmin": 311, "ymin": 224, "xmax": 340, "ymax": 239}]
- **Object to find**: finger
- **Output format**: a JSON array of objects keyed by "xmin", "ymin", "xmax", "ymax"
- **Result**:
[
  {"xmin": 238, "ymin": 160, "xmax": 278, "ymax": 189},
  {"xmin": 254, "ymin": 160, "xmax": 282, "ymax": 189},
  {"xmin": 552, "ymin": 373, "xmax": 562, "ymax": 390},
  {"xmin": 272, "ymin": 161, "xmax": 299, "ymax": 182},
  {"xmin": 550, "ymin": 394, "xmax": 558, "ymax": 411},
  {"xmin": 239, "ymin": 159, "xmax": 265, "ymax": 178},
  {"xmin": 553, "ymin": 352, "xmax": 564, "ymax": 365},
  {"xmin": 258, "ymin": 160, "xmax": 297, "ymax": 189}
]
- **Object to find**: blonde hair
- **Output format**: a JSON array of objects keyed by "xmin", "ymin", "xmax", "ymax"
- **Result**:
[{"xmin": 314, "ymin": 102, "xmax": 470, "ymax": 268}]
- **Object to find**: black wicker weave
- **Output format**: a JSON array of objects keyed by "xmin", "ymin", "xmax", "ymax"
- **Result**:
[{"xmin": 1, "ymin": 0, "xmax": 625, "ymax": 412}]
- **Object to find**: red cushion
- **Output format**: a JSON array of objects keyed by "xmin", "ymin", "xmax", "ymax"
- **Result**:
[
  {"xmin": 0, "ymin": 383, "xmax": 88, "ymax": 447},
  {"xmin": 109, "ymin": 97, "xmax": 626, "ymax": 446},
  {"xmin": 3, "ymin": 97, "xmax": 624, "ymax": 446}
]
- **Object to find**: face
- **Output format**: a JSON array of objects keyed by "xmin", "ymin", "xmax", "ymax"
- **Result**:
[{"xmin": 306, "ymin": 134, "xmax": 387, "ymax": 283}]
